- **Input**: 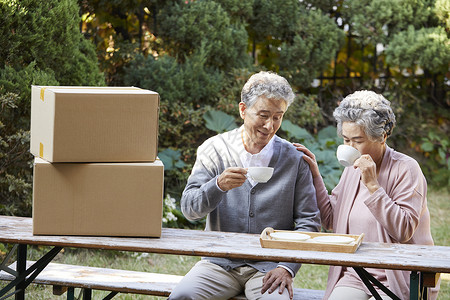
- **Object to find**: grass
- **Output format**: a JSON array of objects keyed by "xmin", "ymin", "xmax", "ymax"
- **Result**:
[{"xmin": 1, "ymin": 188, "xmax": 448, "ymax": 299}]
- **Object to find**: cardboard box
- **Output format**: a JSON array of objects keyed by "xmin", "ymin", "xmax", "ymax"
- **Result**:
[
  {"xmin": 32, "ymin": 157, "xmax": 164, "ymax": 237},
  {"xmin": 30, "ymin": 86, "xmax": 159, "ymax": 162}
]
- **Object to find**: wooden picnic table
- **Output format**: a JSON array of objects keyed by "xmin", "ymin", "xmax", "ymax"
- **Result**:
[{"xmin": 1, "ymin": 215, "xmax": 449, "ymax": 300}]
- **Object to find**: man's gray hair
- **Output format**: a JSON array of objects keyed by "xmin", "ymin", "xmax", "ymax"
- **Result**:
[
  {"xmin": 333, "ymin": 90, "xmax": 396, "ymax": 142},
  {"xmin": 241, "ymin": 71, "xmax": 295, "ymax": 108}
]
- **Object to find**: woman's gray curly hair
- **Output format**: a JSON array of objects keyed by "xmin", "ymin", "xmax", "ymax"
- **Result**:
[
  {"xmin": 333, "ymin": 90, "xmax": 396, "ymax": 142},
  {"xmin": 241, "ymin": 71, "xmax": 295, "ymax": 108}
]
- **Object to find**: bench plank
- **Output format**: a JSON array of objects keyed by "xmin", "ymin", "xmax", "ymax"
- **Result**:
[
  {"xmin": 0, "ymin": 261, "xmax": 182, "ymax": 296},
  {"xmin": 0, "ymin": 261, "xmax": 324, "ymax": 299}
]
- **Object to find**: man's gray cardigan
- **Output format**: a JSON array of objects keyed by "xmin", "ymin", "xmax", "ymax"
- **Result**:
[{"xmin": 181, "ymin": 127, "xmax": 320, "ymax": 276}]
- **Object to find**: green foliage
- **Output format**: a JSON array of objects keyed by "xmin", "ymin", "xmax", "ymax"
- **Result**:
[
  {"xmin": 419, "ymin": 129, "xmax": 450, "ymax": 190},
  {"xmin": 344, "ymin": 0, "xmax": 432, "ymax": 45},
  {"xmin": 280, "ymin": 122, "xmax": 343, "ymax": 190},
  {"xmin": 385, "ymin": 26, "xmax": 450, "ymax": 73},
  {"xmin": 251, "ymin": 0, "xmax": 303, "ymax": 41},
  {"xmin": 157, "ymin": 0, "xmax": 251, "ymax": 69},
  {"xmin": 214, "ymin": 0, "xmax": 253, "ymax": 23},
  {"xmin": 283, "ymin": 94, "xmax": 323, "ymax": 130},
  {"xmin": 0, "ymin": 64, "xmax": 60, "ymax": 216},
  {"xmin": 278, "ymin": 10, "xmax": 345, "ymax": 88},
  {"xmin": 281, "ymin": 120, "xmax": 314, "ymax": 142},
  {"xmin": 0, "ymin": 0, "xmax": 104, "ymax": 86},
  {"xmin": 158, "ymin": 148, "xmax": 186, "ymax": 172},
  {"xmin": 299, "ymin": 0, "xmax": 340, "ymax": 12},
  {"xmin": 248, "ymin": 0, "xmax": 344, "ymax": 88},
  {"xmin": 435, "ymin": 0, "xmax": 450, "ymax": 29},
  {"xmin": 125, "ymin": 50, "xmax": 224, "ymax": 106},
  {"xmin": 0, "ymin": 92, "xmax": 33, "ymax": 216},
  {"xmin": 203, "ymin": 110, "xmax": 238, "ymax": 133},
  {"xmin": 214, "ymin": 68, "xmax": 255, "ymax": 116}
]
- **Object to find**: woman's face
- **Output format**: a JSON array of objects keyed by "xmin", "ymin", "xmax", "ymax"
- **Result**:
[
  {"xmin": 342, "ymin": 121, "xmax": 386, "ymax": 162},
  {"xmin": 239, "ymin": 96, "xmax": 287, "ymax": 153}
]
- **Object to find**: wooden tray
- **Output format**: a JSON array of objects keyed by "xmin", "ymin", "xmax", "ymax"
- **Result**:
[{"xmin": 260, "ymin": 227, "xmax": 364, "ymax": 253}]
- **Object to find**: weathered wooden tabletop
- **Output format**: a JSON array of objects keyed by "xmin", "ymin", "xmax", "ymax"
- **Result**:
[{"xmin": 1, "ymin": 216, "xmax": 449, "ymax": 273}]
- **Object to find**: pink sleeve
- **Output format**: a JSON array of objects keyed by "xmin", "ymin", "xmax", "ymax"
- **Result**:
[
  {"xmin": 313, "ymin": 176, "xmax": 334, "ymax": 230},
  {"xmin": 364, "ymin": 160, "xmax": 427, "ymax": 242}
]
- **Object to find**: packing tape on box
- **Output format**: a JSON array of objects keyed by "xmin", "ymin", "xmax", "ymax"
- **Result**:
[
  {"xmin": 39, "ymin": 143, "xmax": 44, "ymax": 157},
  {"xmin": 40, "ymin": 88, "xmax": 47, "ymax": 101}
]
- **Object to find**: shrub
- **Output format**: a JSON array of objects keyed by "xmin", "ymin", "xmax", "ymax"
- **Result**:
[
  {"xmin": 0, "ymin": 91, "xmax": 33, "ymax": 215},
  {"xmin": 0, "ymin": 64, "xmax": 59, "ymax": 216},
  {"xmin": 0, "ymin": 0, "xmax": 105, "ymax": 216}
]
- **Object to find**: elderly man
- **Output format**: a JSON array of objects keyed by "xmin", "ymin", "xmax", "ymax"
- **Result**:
[{"xmin": 169, "ymin": 71, "xmax": 320, "ymax": 300}]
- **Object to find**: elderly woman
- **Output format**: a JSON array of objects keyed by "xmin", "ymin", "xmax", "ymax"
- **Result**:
[
  {"xmin": 296, "ymin": 90, "xmax": 439, "ymax": 300},
  {"xmin": 169, "ymin": 71, "xmax": 320, "ymax": 300}
]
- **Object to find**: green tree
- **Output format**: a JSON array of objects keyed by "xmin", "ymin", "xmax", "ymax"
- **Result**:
[
  {"xmin": 343, "ymin": 0, "xmax": 431, "ymax": 45},
  {"xmin": 385, "ymin": 26, "xmax": 450, "ymax": 73},
  {"xmin": 0, "ymin": 64, "xmax": 59, "ymax": 216},
  {"xmin": 278, "ymin": 9, "xmax": 345, "ymax": 88},
  {"xmin": 0, "ymin": 0, "xmax": 105, "ymax": 216},
  {"xmin": 0, "ymin": 91, "xmax": 33, "ymax": 216},
  {"xmin": 1, "ymin": 0, "xmax": 104, "ymax": 86},
  {"xmin": 77, "ymin": 0, "xmax": 165, "ymax": 85},
  {"xmin": 157, "ymin": 1, "xmax": 251, "ymax": 69},
  {"xmin": 248, "ymin": 0, "xmax": 344, "ymax": 88},
  {"xmin": 435, "ymin": 0, "xmax": 450, "ymax": 29}
]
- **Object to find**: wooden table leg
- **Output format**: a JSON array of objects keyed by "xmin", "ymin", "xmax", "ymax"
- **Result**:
[
  {"xmin": 415, "ymin": 272, "xmax": 439, "ymax": 300},
  {"xmin": 422, "ymin": 272, "xmax": 439, "ymax": 288}
]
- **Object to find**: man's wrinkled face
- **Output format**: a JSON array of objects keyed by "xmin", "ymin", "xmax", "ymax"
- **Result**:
[{"xmin": 239, "ymin": 96, "xmax": 287, "ymax": 153}]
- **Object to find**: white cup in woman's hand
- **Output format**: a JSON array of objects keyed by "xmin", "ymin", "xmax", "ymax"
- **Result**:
[{"xmin": 336, "ymin": 145, "xmax": 361, "ymax": 167}]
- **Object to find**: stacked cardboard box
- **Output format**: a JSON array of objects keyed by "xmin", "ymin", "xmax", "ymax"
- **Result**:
[{"xmin": 30, "ymin": 86, "xmax": 164, "ymax": 237}]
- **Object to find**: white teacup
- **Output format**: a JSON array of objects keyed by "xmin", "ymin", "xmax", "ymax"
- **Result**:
[
  {"xmin": 336, "ymin": 145, "xmax": 361, "ymax": 167},
  {"xmin": 247, "ymin": 167, "xmax": 274, "ymax": 183}
]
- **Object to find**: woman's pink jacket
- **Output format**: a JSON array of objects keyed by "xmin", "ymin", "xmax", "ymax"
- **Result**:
[{"xmin": 314, "ymin": 146, "xmax": 439, "ymax": 300}]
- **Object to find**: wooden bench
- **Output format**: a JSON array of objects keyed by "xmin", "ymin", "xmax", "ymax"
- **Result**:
[{"xmin": 0, "ymin": 261, "xmax": 325, "ymax": 300}]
